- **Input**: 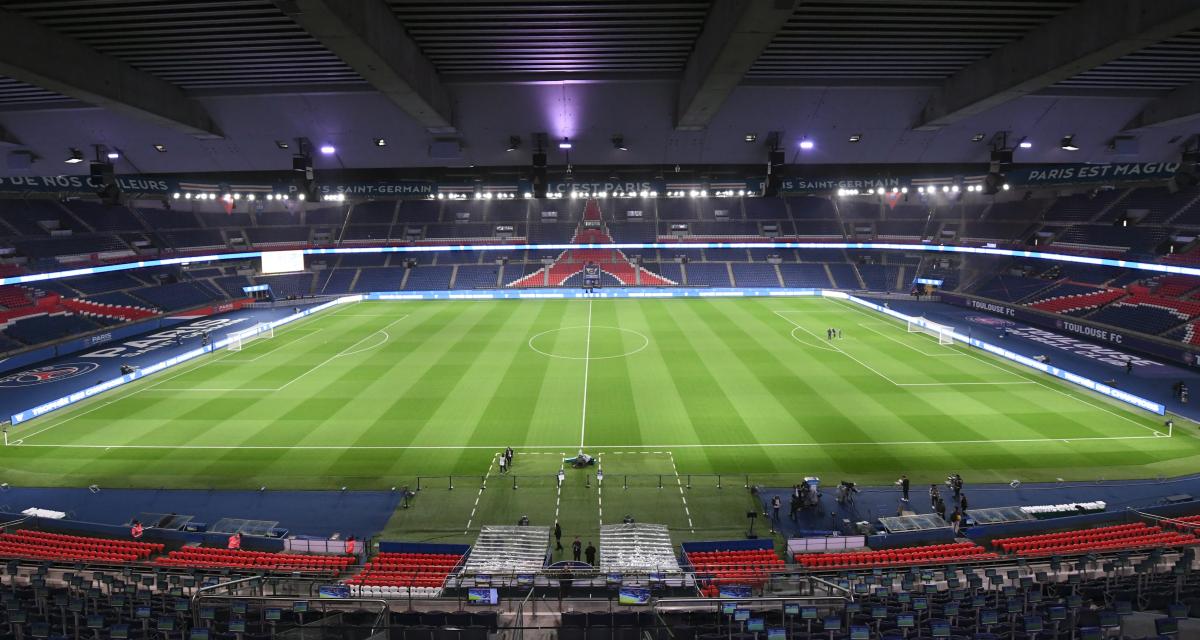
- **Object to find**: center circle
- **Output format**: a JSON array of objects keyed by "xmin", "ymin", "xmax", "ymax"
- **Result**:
[{"xmin": 527, "ymin": 326, "xmax": 650, "ymax": 360}]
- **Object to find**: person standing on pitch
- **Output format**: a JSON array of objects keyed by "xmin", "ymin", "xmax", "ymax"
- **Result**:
[
  {"xmin": 554, "ymin": 521, "xmax": 563, "ymax": 553},
  {"xmin": 897, "ymin": 475, "xmax": 910, "ymax": 502},
  {"xmin": 572, "ymin": 536, "xmax": 582, "ymax": 562},
  {"xmin": 929, "ymin": 484, "xmax": 940, "ymax": 510},
  {"xmin": 771, "ymin": 495, "xmax": 781, "ymax": 523},
  {"xmin": 505, "ymin": 446, "xmax": 514, "ymax": 469},
  {"xmin": 498, "ymin": 453, "xmax": 507, "ymax": 475},
  {"xmin": 585, "ymin": 541, "xmax": 597, "ymax": 567}
]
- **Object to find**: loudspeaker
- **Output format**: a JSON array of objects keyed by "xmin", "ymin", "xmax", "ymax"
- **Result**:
[
  {"xmin": 764, "ymin": 150, "xmax": 785, "ymax": 197},
  {"xmin": 90, "ymin": 162, "xmax": 121, "ymax": 205},
  {"xmin": 531, "ymin": 151, "xmax": 548, "ymax": 198}
]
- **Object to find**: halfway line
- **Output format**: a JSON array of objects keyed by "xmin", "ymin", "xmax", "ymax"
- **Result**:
[{"xmin": 579, "ymin": 299, "xmax": 593, "ymax": 453}]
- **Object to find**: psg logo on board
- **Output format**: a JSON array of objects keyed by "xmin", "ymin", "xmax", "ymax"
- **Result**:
[{"xmin": 0, "ymin": 362, "xmax": 100, "ymax": 388}]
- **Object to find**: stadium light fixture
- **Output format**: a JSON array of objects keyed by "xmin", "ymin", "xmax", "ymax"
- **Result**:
[
  {"xmin": 506, "ymin": 135, "xmax": 521, "ymax": 152},
  {"xmin": 64, "ymin": 148, "xmax": 85, "ymax": 164},
  {"xmin": 171, "ymin": 192, "xmax": 180, "ymax": 199},
  {"xmin": 1002, "ymin": 183, "xmax": 1011, "ymax": 191},
  {"xmin": 106, "ymin": 151, "xmax": 120, "ymax": 160},
  {"xmin": 612, "ymin": 135, "xmax": 628, "ymax": 151},
  {"xmin": 744, "ymin": 133, "xmax": 757, "ymax": 142},
  {"xmin": 247, "ymin": 194, "xmax": 256, "ymax": 201},
  {"xmin": 373, "ymin": 138, "xmax": 387, "ymax": 147},
  {"xmin": 184, "ymin": 193, "xmax": 193, "ymax": 199},
  {"xmin": 971, "ymin": 133, "xmax": 986, "ymax": 142},
  {"xmin": 297, "ymin": 193, "xmax": 306, "ymax": 201},
  {"xmin": 523, "ymin": 191, "xmax": 532, "ymax": 198},
  {"xmin": 848, "ymin": 134, "xmax": 862, "ymax": 143},
  {"xmin": 153, "ymin": 144, "xmax": 167, "ymax": 153},
  {"xmin": 233, "ymin": 193, "xmax": 241, "ymax": 200},
  {"xmin": 558, "ymin": 137, "xmax": 572, "ymax": 149},
  {"xmin": 1060, "ymin": 135, "xmax": 1079, "ymax": 151},
  {"xmin": 1018, "ymin": 138, "xmax": 1032, "ymax": 149},
  {"xmin": 901, "ymin": 187, "xmax": 909, "ymax": 194},
  {"xmin": 942, "ymin": 185, "xmax": 951, "ymax": 193},
  {"xmin": 799, "ymin": 138, "xmax": 815, "ymax": 150},
  {"xmin": 319, "ymin": 144, "xmax": 336, "ymax": 155},
  {"xmin": 650, "ymin": 190, "xmax": 658, "ymax": 197},
  {"xmin": 876, "ymin": 187, "xmax": 885, "ymax": 195}
]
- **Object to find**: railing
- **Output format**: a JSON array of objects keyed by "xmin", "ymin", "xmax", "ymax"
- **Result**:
[{"xmin": 511, "ymin": 586, "xmax": 536, "ymax": 640}]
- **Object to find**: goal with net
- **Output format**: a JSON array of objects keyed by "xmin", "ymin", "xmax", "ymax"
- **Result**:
[
  {"xmin": 227, "ymin": 323, "xmax": 274, "ymax": 351},
  {"xmin": 907, "ymin": 318, "xmax": 954, "ymax": 345}
]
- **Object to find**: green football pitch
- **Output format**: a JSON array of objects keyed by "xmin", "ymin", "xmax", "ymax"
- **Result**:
[{"xmin": 2, "ymin": 296, "xmax": 1197, "ymax": 543}]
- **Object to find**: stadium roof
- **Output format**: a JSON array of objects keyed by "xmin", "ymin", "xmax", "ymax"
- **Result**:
[{"xmin": 0, "ymin": 0, "xmax": 1196, "ymax": 172}]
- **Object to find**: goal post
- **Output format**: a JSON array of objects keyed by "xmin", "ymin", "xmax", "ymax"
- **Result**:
[
  {"xmin": 907, "ymin": 318, "xmax": 954, "ymax": 345},
  {"xmin": 227, "ymin": 323, "xmax": 274, "ymax": 352}
]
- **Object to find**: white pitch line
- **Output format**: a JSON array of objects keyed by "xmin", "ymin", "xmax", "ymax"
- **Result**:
[
  {"xmin": 578, "ymin": 299, "xmax": 593, "ymax": 452},
  {"xmin": 15, "ymin": 306, "xmax": 392, "ymax": 443},
  {"xmin": 275, "ymin": 314, "xmax": 409, "ymax": 391},
  {"xmin": 833, "ymin": 298, "xmax": 1173, "ymax": 438},
  {"xmin": 165, "ymin": 314, "xmax": 411, "ymax": 393},
  {"xmin": 224, "ymin": 328, "xmax": 324, "ymax": 364},
  {"xmin": 773, "ymin": 309, "xmax": 902, "ymax": 385},
  {"xmin": 668, "ymin": 452, "xmax": 694, "ymax": 532},
  {"xmin": 555, "ymin": 452, "xmax": 565, "ymax": 522},
  {"xmin": 15, "ymin": 348, "xmax": 242, "ymax": 443},
  {"xmin": 464, "ymin": 452, "xmax": 498, "ymax": 534},
  {"xmin": 597, "ymin": 453, "xmax": 603, "ymax": 527},
  {"xmin": 896, "ymin": 382, "xmax": 1035, "ymax": 387},
  {"xmin": 855, "ymin": 322, "xmax": 962, "ymax": 358},
  {"xmin": 14, "ymin": 434, "xmax": 1164, "ymax": 451},
  {"xmin": 952, "ymin": 342, "xmax": 1170, "ymax": 438}
]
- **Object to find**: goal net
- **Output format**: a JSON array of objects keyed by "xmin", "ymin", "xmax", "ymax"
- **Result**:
[
  {"xmin": 227, "ymin": 323, "xmax": 274, "ymax": 352},
  {"xmin": 907, "ymin": 318, "xmax": 954, "ymax": 345}
]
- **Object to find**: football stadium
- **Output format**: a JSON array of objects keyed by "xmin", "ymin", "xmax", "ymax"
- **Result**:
[{"xmin": 2, "ymin": 1, "xmax": 1200, "ymax": 638}]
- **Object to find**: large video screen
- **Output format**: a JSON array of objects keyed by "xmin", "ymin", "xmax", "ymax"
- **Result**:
[{"xmin": 261, "ymin": 250, "xmax": 304, "ymax": 274}]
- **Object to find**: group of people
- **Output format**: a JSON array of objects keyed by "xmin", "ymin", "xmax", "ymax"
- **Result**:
[
  {"xmin": 553, "ymin": 522, "xmax": 597, "ymax": 566},
  {"xmin": 498, "ymin": 446, "xmax": 515, "ymax": 473},
  {"xmin": 895, "ymin": 473, "xmax": 970, "ymax": 531},
  {"xmin": 768, "ymin": 482, "xmax": 821, "ymax": 523},
  {"xmin": 826, "ymin": 328, "xmax": 843, "ymax": 340}
]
